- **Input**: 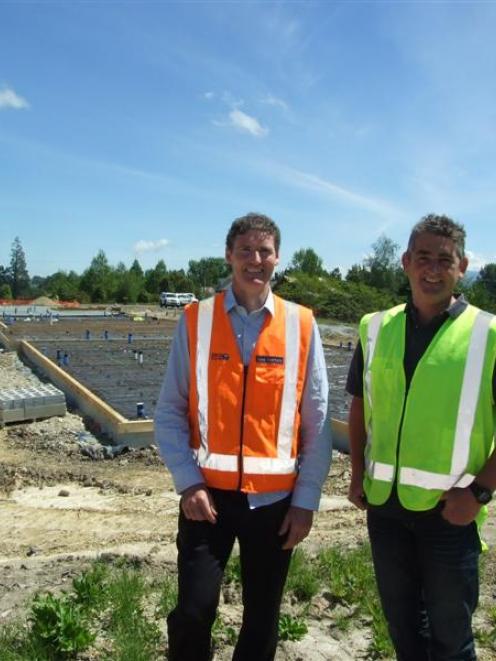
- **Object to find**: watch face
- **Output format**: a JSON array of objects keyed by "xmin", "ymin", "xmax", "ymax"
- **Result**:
[{"xmin": 470, "ymin": 482, "xmax": 492, "ymax": 504}]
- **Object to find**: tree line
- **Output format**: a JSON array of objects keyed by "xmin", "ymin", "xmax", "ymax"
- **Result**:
[
  {"xmin": 2, "ymin": 236, "xmax": 496, "ymax": 322},
  {"xmin": 0, "ymin": 238, "xmax": 230, "ymax": 305}
]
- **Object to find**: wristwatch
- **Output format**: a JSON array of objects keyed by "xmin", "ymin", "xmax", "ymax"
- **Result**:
[{"xmin": 468, "ymin": 481, "xmax": 493, "ymax": 505}]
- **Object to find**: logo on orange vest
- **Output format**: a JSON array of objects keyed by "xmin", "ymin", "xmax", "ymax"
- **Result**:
[
  {"xmin": 211, "ymin": 352, "xmax": 230, "ymax": 361},
  {"xmin": 256, "ymin": 355, "xmax": 284, "ymax": 365}
]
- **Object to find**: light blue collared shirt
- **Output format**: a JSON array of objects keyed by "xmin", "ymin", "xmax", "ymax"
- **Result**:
[{"xmin": 154, "ymin": 286, "xmax": 331, "ymax": 510}]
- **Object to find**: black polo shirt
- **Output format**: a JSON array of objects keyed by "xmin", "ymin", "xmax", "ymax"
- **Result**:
[{"xmin": 346, "ymin": 296, "xmax": 496, "ymax": 515}]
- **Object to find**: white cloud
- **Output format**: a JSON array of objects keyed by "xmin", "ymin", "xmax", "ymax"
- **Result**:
[
  {"xmin": 228, "ymin": 109, "xmax": 268, "ymax": 137},
  {"xmin": 0, "ymin": 87, "xmax": 29, "ymax": 110},
  {"xmin": 465, "ymin": 250, "xmax": 493, "ymax": 271},
  {"xmin": 133, "ymin": 239, "xmax": 169, "ymax": 255},
  {"xmin": 274, "ymin": 164, "xmax": 402, "ymax": 218},
  {"xmin": 261, "ymin": 94, "xmax": 288, "ymax": 111},
  {"xmin": 203, "ymin": 91, "xmax": 214, "ymax": 100}
]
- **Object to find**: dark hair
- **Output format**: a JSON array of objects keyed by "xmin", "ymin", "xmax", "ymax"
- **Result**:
[
  {"xmin": 407, "ymin": 213, "xmax": 466, "ymax": 259},
  {"xmin": 226, "ymin": 212, "xmax": 281, "ymax": 253}
]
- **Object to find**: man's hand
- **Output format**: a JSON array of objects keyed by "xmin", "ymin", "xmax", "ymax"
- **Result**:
[
  {"xmin": 348, "ymin": 473, "xmax": 367, "ymax": 510},
  {"xmin": 440, "ymin": 487, "xmax": 481, "ymax": 526},
  {"xmin": 278, "ymin": 506, "xmax": 314, "ymax": 550},
  {"xmin": 180, "ymin": 484, "xmax": 217, "ymax": 523}
]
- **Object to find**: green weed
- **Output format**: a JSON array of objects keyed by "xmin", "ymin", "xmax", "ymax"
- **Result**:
[
  {"xmin": 278, "ymin": 613, "xmax": 308, "ymax": 641},
  {"xmin": 285, "ymin": 548, "xmax": 320, "ymax": 602},
  {"xmin": 317, "ymin": 544, "xmax": 393, "ymax": 658},
  {"xmin": 106, "ymin": 568, "xmax": 161, "ymax": 660},
  {"xmin": 72, "ymin": 561, "xmax": 110, "ymax": 613},
  {"xmin": 366, "ymin": 597, "xmax": 394, "ymax": 658},
  {"xmin": 223, "ymin": 553, "xmax": 242, "ymax": 585},
  {"xmin": 156, "ymin": 572, "xmax": 178, "ymax": 618},
  {"xmin": 212, "ymin": 614, "xmax": 237, "ymax": 646},
  {"xmin": 28, "ymin": 591, "xmax": 95, "ymax": 657},
  {"xmin": 475, "ymin": 605, "xmax": 496, "ymax": 648}
]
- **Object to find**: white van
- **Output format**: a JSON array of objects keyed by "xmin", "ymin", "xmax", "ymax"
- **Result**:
[
  {"xmin": 159, "ymin": 292, "xmax": 180, "ymax": 308},
  {"xmin": 178, "ymin": 293, "xmax": 198, "ymax": 306}
]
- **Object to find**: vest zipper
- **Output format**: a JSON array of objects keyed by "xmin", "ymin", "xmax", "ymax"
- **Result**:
[{"xmin": 237, "ymin": 365, "xmax": 248, "ymax": 491}]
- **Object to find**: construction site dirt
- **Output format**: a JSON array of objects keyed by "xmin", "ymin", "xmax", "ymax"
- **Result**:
[{"xmin": 1, "ymin": 315, "xmax": 496, "ymax": 660}]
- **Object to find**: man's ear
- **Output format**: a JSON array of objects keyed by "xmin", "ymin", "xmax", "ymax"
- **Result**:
[
  {"xmin": 459, "ymin": 256, "xmax": 469, "ymax": 277},
  {"xmin": 401, "ymin": 251, "xmax": 410, "ymax": 272}
]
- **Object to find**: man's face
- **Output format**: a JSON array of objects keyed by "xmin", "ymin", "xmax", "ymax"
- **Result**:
[
  {"xmin": 402, "ymin": 232, "xmax": 468, "ymax": 311},
  {"xmin": 226, "ymin": 230, "xmax": 279, "ymax": 297}
]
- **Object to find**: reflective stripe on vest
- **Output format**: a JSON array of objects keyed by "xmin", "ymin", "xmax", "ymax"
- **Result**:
[
  {"xmin": 363, "ymin": 309, "xmax": 387, "ymax": 478},
  {"xmin": 364, "ymin": 307, "xmax": 493, "ymax": 490},
  {"xmin": 193, "ymin": 295, "xmax": 305, "ymax": 477}
]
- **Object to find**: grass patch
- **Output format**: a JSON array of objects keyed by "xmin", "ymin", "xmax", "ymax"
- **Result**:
[
  {"xmin": 105, "ymin": 568, "xmax": 161, "ymax": 661},
  {"xmin": 212, "ymin": 614, "xmax": 237, "ymax": 647},
  {"xmin": 316, "ymin": 544, "xmax": 393, "ymax": 657},
  {"xmin": 8, "ymin": 542, "xmax": 495, "ymax": 659},
  {"xmin": 278, "ymin": 613, "xmax": 308, "ymax": 641},
  {"xmin": 223, "ymin": 553, "xmax": 242, "ymax": 586},
  {"xmin": 156, "ymin": 573, "xmax": 178, "ymax": 618},
  {"xmin": 28, "ymin": 592, "xmax": 95, "ymax": 657},
  {"xmin": 285, "ymin": 548, "xmax": 320, "ymax": 602},
  {"xmin": 0, "ymin": 558, "xmax": 173, "ymax": 660}
]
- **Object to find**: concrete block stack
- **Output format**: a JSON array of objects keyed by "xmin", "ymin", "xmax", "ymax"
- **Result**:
[{"xmin": 0, "ymin": 384, "xmax": 66, "ymax": 425}]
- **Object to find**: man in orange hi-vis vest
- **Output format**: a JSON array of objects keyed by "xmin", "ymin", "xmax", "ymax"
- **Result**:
[{"xmin": 155, "ymin": 213, "xmax": 331, "ymax": 661}]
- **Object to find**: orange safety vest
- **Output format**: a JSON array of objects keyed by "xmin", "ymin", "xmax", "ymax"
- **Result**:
[{"xmin": 184, "ymin": 291, "xmax": 313, "ymax": 493}]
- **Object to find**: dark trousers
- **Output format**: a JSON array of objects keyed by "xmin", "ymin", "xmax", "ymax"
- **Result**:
[
  {"xmin": 367, "ymin": 507, "xmax": 481, "ymax": 661},
  {"xmin": 167, "ymin": 489, "xmax": 293, "ymax": 661}
]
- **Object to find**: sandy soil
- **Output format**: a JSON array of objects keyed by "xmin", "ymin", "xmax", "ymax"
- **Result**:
[{"xmin": 1, "ymin": 350, "xmax": 495, "ymax": 660}]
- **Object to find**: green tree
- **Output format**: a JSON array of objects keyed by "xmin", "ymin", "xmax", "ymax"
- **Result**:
[
  {"xmin": 346, "ymin": 235, "xmax": 404, "ymax": 295},
  {"xmin": 363, "ymin": 235, "xmax": 403, "ymax": 292},
  {"xmin": 80, "ymin": 250, "xmax": 114, "ymax": 302},
  {"xmin": 0, "ymin": 265, "xmax": 10, "ymax": 287},
  {"xmin": 288, "ymin": 248, "xmax": 325, "ymax": 277},
  {"xmin": 129, "ymin": 259, "xmax": 144, "ymax": 280},
  {"xmin": 188, "ymin": 257, "xmax": 229, "ymax": 288},
  {"xmin": 43, "ymin": 270, "xmax": 81, "ymax": 301},
  {"xmin": 9, "ymin": 236, "xmax": 30, "ymax": 298},
  {"xmin": 162, "ymin": 269, "xmax": 196, "ymax": 293},
  {"xmin": 114, "ymin": 262, "xmax": 140, "ymax": 304},
  {"xmin": 144, "ymin": 260, "xmax": 168, "ymax": 296},
  {"xmin": 466, "ymin": 264, "xmax": 496, "ymax": 313},
  {"xmin": 0, "ymin": 283, "xmax": 12, "ymax": 299},
  {"xmin": 477, "ymin": 264, "xmax": 496, "ymax": 299},
  {"xmin": 346, "ymin": 263, "xmax": 367, "ymax": 284}
]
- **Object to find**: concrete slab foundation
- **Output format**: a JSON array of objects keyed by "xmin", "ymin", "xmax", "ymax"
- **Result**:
[{"xmin": 4, "ymin": 316, "xmax": 352, "ymax": 450}]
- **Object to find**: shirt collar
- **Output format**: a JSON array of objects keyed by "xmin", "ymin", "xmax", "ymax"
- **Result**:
[
  {"xmin": 406, "ymin": 293, "xmax": 468, "ymax": 326},
  {"xmin": 224, "ymin": 285, "xmax": 275, "ymax": 316}
]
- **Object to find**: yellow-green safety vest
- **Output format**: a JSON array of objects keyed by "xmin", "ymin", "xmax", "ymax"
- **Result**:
[{"xmin": 359, "ymin": 303, "xmax": 496, "ymax": 511}]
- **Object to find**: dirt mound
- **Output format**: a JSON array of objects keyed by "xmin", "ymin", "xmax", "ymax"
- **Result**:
[{"xmin": 30, "ymin": 296, "xmax": 57, "ymax": 306}]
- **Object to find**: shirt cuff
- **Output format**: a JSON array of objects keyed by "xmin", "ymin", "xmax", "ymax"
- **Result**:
[
  {"xmin": 171, "ymin": 464, "xmax": 205, "ymax": 494},
  {"xmin": 290, "ymin": 483, "xmax": 322, "ymax": 511}
]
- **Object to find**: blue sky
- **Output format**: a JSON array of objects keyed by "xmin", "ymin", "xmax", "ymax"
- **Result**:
[{"xmin": 1, "ymin": 1, "xmax": 495, "ymax": 278}]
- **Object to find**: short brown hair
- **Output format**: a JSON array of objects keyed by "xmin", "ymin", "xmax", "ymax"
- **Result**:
[
  {"xmin": 226, "ymin": 212, "xmax": 281, "ymax": 253},
  {"xmin": 407, "ymin": 213, "xmax": 466, "ymax": 259}
]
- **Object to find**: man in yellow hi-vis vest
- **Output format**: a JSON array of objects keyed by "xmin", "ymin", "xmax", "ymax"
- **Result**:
[
  {"xmin": 155, "ymin": 213, "xmax": 331, "ymax": 661},
  {"xmin": 347, "ymin": 214, "xmax": 496, "ymax": 660}
]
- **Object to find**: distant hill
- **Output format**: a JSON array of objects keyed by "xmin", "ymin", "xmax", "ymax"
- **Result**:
[{"xmin": 462, "ymin": 270, "xmax": 478, "ymax": 285}]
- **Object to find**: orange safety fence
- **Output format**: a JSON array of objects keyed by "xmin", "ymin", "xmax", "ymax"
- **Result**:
[{"xmin": 0, "ymin": 299, "xmax": 81, "ymax": 308}]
